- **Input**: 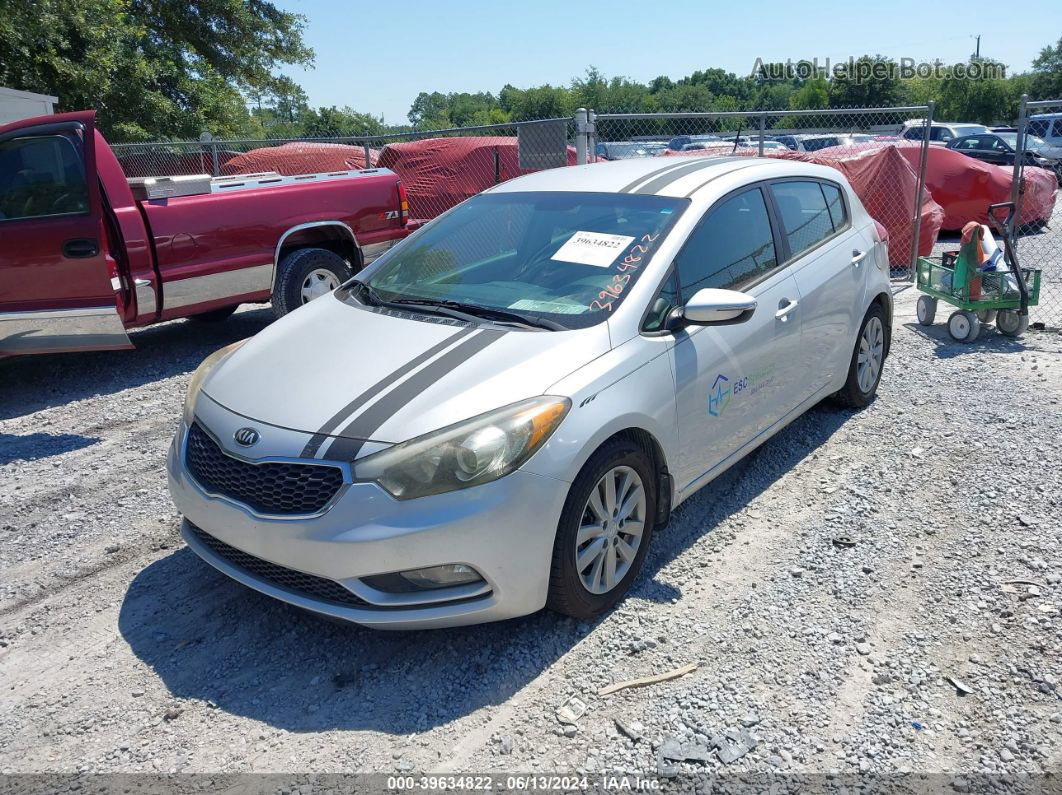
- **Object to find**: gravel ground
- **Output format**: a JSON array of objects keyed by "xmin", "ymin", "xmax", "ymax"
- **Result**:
[{"xmin": 1, "ymin": 290, "xmax": 1060, "ymax": 789}]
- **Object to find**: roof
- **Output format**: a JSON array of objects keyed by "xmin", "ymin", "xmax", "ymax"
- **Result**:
[{"xmin": 489, "ymin": 155, "xmax": 816, "ymax": 198}]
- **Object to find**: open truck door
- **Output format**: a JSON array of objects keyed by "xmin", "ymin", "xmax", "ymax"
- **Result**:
[{"xmin": 0, "ymin": 111, "xmax": 131, "ymax": 356}]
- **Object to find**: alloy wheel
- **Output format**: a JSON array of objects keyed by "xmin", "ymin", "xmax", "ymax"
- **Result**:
[
  {"xmin": 856, "ymin": 315, "xmax": 884, "ymax": 393},
  {"xmin": 575, "ymin": 465, "xmax": 646, "ymax": 595}
]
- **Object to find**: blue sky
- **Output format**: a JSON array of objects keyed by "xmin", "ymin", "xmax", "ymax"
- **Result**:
[{"xmin": 273, "ymin": 0, "xmax": 1046, "ymax": 124}]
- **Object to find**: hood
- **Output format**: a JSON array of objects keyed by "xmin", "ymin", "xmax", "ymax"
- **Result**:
[{"xmin": 202, "ymin": 294, "xmax": 610, "ymax": 452}]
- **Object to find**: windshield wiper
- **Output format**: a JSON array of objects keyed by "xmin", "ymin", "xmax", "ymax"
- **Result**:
[
  {"xmin": 387, "ymin": 298, "xmax": 566, "ymax": 331},
  {"xmin": 349, "ymin": 279, "xmax": 387, "ymax": 307}
]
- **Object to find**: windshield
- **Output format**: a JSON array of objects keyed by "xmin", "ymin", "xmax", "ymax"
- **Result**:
[
  {"xmin": 360, "ymin": 191, "xmax": 687, "ymax": 329},
  {"xmin": 997, "ymin": 132, "xmax": 1048, "ymax": 149}
]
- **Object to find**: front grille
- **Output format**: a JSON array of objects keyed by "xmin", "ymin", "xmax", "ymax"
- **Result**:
[
  {"xmin": 186, "ymin": 523, "xmax": 369, "ymax": 608},
  {"xmin": 186, "ymin": 422, "xmax": 343, "ymax": 515}
]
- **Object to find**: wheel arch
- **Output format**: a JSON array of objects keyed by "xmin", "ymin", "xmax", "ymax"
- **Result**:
[
  {"xmin": 273, "ymin": 221, "xmax": 360, "ymax": 291},
  {"xmin": 589, "ymin": 426, "xmax": 674, "ymax": 529}
]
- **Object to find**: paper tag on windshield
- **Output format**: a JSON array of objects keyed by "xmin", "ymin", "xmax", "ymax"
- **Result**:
[{"xmin": 551, "ymin": 231, "xmax": 635, "ymax": 268}]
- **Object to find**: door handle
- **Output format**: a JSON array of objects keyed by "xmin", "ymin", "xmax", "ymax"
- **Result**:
[
  {"xmin": 775, "ymin": 298, "xmax": 799, "ymax": 320},
  {"xmin": 851, "ymin": 249, "xmax": 868, "ymax": 267},
  {"xmin": 62, "ymin": 238, "xmax": 100, "ymax": 259}
]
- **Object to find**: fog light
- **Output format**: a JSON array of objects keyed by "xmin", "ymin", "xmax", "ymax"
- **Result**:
[{"xmin": 362, "ymin": 564, "xmax": 484, "ymax": 593}]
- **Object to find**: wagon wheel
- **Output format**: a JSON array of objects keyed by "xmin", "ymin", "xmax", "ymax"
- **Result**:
[
  {"xmin": 996, "ymin": 310, "xmax": 1029, "ymax": 338},
  {"xmin": 916, "ymin": 295, "xmax": 937, "ymax": 326},
  {"xmin": 947, "ymin": 310, "xmax": 980, "ymax": 343}
]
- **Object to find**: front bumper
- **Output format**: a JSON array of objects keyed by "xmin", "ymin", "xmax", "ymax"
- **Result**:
[{"xmin": 166, "ymin": 400, "xmax": 568, "ymax": 630}]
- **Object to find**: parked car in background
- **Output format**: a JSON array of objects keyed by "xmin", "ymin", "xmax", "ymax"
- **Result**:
[
  {"xmin": 595, "ymin": 141, "xmax": 664, "ymax": 160},
  {"xmin": 666, "ymin": 134, "xmax": 721, "ymax": 151},
  {"xmin": 899, "ymin": 120, "xmax": 990, "ymax": 144},
  {"xmin": 169, "ymin": 156, "xmax": 892, "ymax": 629},
  {"xmin": 0, "ymin": 111, "xmax": 411, "ymax": 358},
  {"xmin": 1027, "ymin": 113, "xmax": 1062, "ymax": 148},
  {"xmin": 945, "ymin": 132, "xmax": 1062, "ymax": 177},
  {"xmin": 770, "ymin": 134, "xmax": 855, "ymax": 152}
]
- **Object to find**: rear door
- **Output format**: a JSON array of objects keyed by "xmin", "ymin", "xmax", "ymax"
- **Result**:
[
  {"xmin": 768, "ymin": 178, "xmax": 866, "ymax": 392},
  {"xmin": 0, "ymin": 113, "xmax": 130, "ymax": 355}
]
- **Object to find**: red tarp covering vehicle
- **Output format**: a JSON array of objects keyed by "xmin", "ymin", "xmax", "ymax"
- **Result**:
[
  {"xmin": 376, "ymin": 137, "xmax": 579, "ymax": 220},
  {"xmin": 222, "ymin": 141, "xmax": 379, "ymax": 176},
  {"xmin": 661, "ymin": 144, "xmax": 943, "ymax": 265},
  {"xmin": 815, "ymin": 142, "xmax": 1058, "ymax": 230}
]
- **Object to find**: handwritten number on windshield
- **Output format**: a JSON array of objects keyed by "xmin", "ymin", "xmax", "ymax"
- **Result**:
[{"xmin": 589, "ymin": 233, "xmax": 660, "ymax": 312}]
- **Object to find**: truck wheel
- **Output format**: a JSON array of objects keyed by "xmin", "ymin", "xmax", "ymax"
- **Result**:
[
  {"xmin": 546, "ymin": 438, "xmax": 656, "ymax": 619},
  {"xmin": 273, "ymin": 247, "xmax": 352, "ymax": 318},
  {"xmin": 189, "ymin": 305, "xmax": 239, "ymax": 322}
]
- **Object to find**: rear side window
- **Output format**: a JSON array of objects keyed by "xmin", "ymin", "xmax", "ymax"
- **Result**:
[
  {"xmin": 821, "ymin": 183, "xmax": 847, "ymax": 230},
  {"xmin": 673, "ymin": 187, "xmax": 777, "ymax": 300},
  {"xmin": 0, "ymin": 134, "xmax": 88, "ymax": 221},
  {"xmin": 771, "ymin": 181, "xmax": 836, "ymax": 258},
  {"xmin": 1027, "ymin": 120, "xmax": 1048, "ymax": 138}
]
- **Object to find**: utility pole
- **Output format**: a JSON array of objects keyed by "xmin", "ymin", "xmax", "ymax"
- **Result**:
[{"xmin": 973, "ymin": 34, "xmax": 981, "ymax": 59}]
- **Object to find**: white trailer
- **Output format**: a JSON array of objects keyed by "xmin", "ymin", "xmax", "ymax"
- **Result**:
[{"xmin": 0, "ymin": 87, "xmax": 58, "ymax": 124}]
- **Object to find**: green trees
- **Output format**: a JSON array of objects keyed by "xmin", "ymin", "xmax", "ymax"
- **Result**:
[{"xmin": 0, "ymin": 0, "xmax": 312, "ymax": 141}]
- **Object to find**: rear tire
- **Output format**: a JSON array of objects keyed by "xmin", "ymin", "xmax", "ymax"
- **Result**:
[
  {"xmin": 832, "ymin": 303, "xmax": 888, "ymax": 408},
  {"xmin": 189, "ymin": 305, "xmax": 239, "ymax": 322},
  {"xmin": 976, "ymin": 309, "xmax": 997, "ymax": 325},
  {"xmin": 546, "ymin": 438, "xmax": 656, "ymax": 619},
  {"xmin": 996, "ymin": 309, "xmax": 1029, "ymax": 337},
  {"xmin": 272, "ymin": 247, "xmax": 352, "ymax": 318}
]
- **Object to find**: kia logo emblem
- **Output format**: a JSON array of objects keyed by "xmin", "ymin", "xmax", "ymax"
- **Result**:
[{"xmin": 233, "ymin": 427, "xmax": 260, "ymax": 447}]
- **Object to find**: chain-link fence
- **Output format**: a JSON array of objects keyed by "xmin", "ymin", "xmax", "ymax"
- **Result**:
[
  {"xmin": 1013, "ymin": 96, "xmax": 1062, "ymax": 327},
  {"xmin": 111, "ymin": 118, "xmax": 575, "ymax": 221},
  {"xmin": 587, "ymin": 106, "xmax": 934, "ymax": 281},
  {"xmin": 115, "ymin": 100, "xmax": 1062, "ymax": 319}
]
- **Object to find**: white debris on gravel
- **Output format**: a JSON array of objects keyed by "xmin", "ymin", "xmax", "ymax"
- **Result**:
[{"xmin": 0, "ymin": 292, "xmax": 1060, "ymax": 784}]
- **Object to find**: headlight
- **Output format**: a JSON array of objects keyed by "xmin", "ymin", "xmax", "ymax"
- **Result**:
[
  {"xmin": 182, "ymin": 340, "xmax": 247, "ymax": 425},
  {"xmin": 354, "ymin": 396, "xmax": 571, "ymax": 500}
]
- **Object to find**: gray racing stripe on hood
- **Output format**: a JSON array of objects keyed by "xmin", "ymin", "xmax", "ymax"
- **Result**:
[
  {"xmin": 301, "ymin": 325, "xmax": 476, "ymax": 458},
  {"xmin": 321, "ymin": 328, "xmax": 508, "ymax": 462}
]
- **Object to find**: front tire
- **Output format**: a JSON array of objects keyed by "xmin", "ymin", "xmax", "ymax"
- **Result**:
[
  {"xmin": 546, "ymin": 439, "xmax": 656, "ymax": 619},
  {"xmin": 832, "ymin": 303, "xmax": 888, "ymax": 408},
  {"xmin": 948, "ymin": 310, "xmax": 980, "ymax": 343},
  {"xmin": 272, "ymin": 247, "xmax": 352, "ymax": 318}
]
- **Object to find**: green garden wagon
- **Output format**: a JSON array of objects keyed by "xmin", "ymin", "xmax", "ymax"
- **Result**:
[{"xmin": 915, "ymin": 202, "xmax": 1041, "ymax": 342}]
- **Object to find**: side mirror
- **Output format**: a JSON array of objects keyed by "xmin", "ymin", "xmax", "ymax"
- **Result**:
[{"xmin": 679, "ymin": 288, "xmax": 757, "ymax": 326}]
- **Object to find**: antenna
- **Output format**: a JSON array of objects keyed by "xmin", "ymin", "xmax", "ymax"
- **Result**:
[{"xmin": 973, "ymin": 33, "xmax": 981, "ymax": 59}]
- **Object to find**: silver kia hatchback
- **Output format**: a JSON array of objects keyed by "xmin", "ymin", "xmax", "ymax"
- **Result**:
[{"xmin": 168, "ymin": 156, "xmax": 892, "ymax": 629}]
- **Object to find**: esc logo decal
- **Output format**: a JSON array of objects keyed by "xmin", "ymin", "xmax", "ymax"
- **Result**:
[{"xmin": 708, "ymin": 374, "xmax": 732, "ymax": 417}]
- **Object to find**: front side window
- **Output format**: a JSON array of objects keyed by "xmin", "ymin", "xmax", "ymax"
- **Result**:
[
  {"xmin": 0, "ymin": 134, "xmax": 88, "ymax": 221},
  {"xmin": 673, "ymin": 188, "xmax": 777, "ymax": 302},
  {"xmin": 771, "ymin": 181, "xmax": 836, "ymax": 258},
  {"xmin": 361, "ymin": 192, "xmax": 686, "ymax": 329}
]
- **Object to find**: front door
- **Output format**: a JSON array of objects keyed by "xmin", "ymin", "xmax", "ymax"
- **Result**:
[
  {"xmin": 0, "ymin": 113, "xmax": 130, "ymax": 356},
  {"xmin": 665, "ymin": 186, "xmax": 805, "ymax": 492}
]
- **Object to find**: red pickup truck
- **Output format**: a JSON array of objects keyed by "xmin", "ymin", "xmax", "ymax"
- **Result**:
[{"xmin": 0, "ymin": 110, "xmax": 411, "ymax": 357}]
